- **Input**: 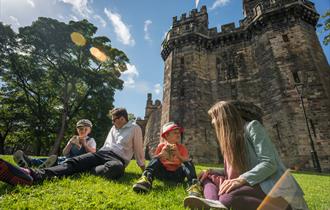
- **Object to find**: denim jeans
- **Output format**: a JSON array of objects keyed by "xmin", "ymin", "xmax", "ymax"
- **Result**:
[
  {"xmin": 143, "ymin": 158, "xmax": 197, "ymax": 185},
  {"xmin": 31, "ymin": 150, "xmax": 125, "ymax": 183}
]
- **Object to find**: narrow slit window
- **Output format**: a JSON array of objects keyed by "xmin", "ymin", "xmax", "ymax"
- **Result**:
[{"xmin": 282, "ymin": 34, "xmax": 289, "ymax": 42}]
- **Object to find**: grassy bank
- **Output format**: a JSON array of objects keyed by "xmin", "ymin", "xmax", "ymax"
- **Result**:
[{"xmin": 0, "ymin": 156, "xmax": 329, "ymax": 209}]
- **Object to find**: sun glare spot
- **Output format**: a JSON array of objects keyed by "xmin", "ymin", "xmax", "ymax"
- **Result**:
[
  {"xmin": 90, "ymin": 47, "xmax": 108, "ymax": 62},
  {"xmin": 71, "ymin": 32, "xmax": 86, "ymax": 46}
]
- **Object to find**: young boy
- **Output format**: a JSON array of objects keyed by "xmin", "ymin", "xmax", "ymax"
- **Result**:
[
  {"xmin": 133, "ymin": 122, "xmax": 201, "ymax": 195},
  {"xmin": 13, "ymin": 119, "xmax": 96, "ymax": 168}
]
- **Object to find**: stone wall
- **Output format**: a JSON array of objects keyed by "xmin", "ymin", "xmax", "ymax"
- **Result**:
[{"xmin": 148, "ymin": 0, "xmax": 330, "ymax": 171}]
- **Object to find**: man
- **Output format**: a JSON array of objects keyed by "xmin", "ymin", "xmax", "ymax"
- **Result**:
[{"xmin": 0, "ymin": 108, "xmax": 145, "ymax": 185}]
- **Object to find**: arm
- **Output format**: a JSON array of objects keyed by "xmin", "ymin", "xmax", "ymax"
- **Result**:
[
  {"xmin": 239, "ymin": 120, "xmax": 277, "ymax": 186},
  {"xmin": 153, "ymin": 143, "xmax": 167, "ymax": 159},
  {"xmin": 174, "ymin": 144, "xmax": 190, "ymax": 162},
  {"xmin": 133, "ymin": 125, "xmax": 145, "ymax": 171},
  {"xmin": 81, "ymin": 137, "xmax": 96, "ymax": 153},
  {"xmin": 62, "ymin": 136, "xmax": 77, "ymax": 156}
]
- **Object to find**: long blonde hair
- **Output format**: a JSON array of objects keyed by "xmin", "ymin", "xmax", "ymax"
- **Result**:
[{"xmin": 208, "ymin": 101, "xmax": 247, "ymax": 174}]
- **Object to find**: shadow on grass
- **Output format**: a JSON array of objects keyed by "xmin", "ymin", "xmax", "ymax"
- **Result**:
[{"xmin": 0, "ymin": 184, "xmax": 16, "ymax": 195}]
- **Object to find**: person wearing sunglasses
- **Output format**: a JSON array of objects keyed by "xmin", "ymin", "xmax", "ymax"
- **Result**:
[{"xmin": 0, "ymin": 107, "xmax": 145, "ymax": 186}]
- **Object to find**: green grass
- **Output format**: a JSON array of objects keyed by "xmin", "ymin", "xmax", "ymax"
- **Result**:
[{"xmin": 0, "ymin": 156, "xmax": 329, "ymax": 210}]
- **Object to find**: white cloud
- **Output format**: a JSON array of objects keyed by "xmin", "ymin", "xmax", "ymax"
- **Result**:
[
  {"xmin": 58, "ymin": 14, "xmax": 65, "ymax": 20},
  {"xmin": 121, "ymin": 63, "xmax": 139, "ymax": 88},
  {"xmin": 69, "ymin": 14, "xmax": 79, "ymax": 21},
  {"xmin": 210, "ymin": 0, "xmax": 230, "ymax": 10},
  {"xmin": 9, "ymin": 16, "xmax": 20, "ymax": 27},
  {"xmin": 104, "ymin": 8, "xmax": 135, "ymax": 46},
  {"xmin": 195, "ymin": 0, "xmax": 200, "ymax": 8},
  {"xmin": 60, "ymin": 0, "xmax": 92, "ymax": 18},
  {"xmin": 94, "ymin": 15, "xmax": 107, "ymax": 28},
  {"xmin": 27, "ymin": 0, "xmax": 35, "ymax": 8},
  {"xmin": 154, "ymin": 83, "xmax": 162, "ymax": 95},
  {"xmin": 144, "ymin": 20, "xmax": 152, "ymax": 41}
]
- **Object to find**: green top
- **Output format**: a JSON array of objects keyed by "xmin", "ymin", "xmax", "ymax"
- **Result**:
[{"xmin": 240, "ymin": 120, "xmax": 308, "ymax": 209}]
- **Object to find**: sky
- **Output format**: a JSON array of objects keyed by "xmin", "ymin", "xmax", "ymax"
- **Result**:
[{"xmin": 0, "ymin": 0, "xmax": 329, "ymax": 118}]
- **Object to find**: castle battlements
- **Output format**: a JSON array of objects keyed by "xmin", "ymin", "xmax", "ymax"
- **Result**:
[{"xmin": 161, "ymin": 0, "xmax": 320, "ymax": 61}]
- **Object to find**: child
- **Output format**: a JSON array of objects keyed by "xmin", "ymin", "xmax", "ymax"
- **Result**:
[
  {"xmin": 133, "ymin": 122, "xmax": 201, "ymax": 194},
  {"xmin": 13, "ymin": 119, "xmax": 96, "ymax": 168}
]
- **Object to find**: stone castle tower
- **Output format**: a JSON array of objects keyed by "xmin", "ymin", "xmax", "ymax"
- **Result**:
[{"xmin": 143, "ymin": 0, "xmax": 330, "ymax": 171}]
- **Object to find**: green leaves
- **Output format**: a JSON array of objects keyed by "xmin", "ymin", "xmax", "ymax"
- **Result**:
[
  {"xmin": 318, "ymin": 10, "xmax": 330, "ymax": 46},
  {"xmin": 0, "ymin": 18, "xmax": 129, "ymax": 154}
]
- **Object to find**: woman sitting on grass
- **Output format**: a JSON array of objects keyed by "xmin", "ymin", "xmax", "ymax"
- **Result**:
[{"xmin": 184, "ymin": 101, "xmax": 308, "ymax": 210}]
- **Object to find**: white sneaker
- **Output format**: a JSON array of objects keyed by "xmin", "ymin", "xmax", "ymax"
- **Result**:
[
  {"xmin": 183, "ymin": 196, "xmax": 227, "ymax": 210},
  {"xmin": 13, "ymin": 150, "xmax": 30, "ymax": 167},
  {"xmin": 38, "ymin": 155, "xmax": 58, "ymax": 168}
]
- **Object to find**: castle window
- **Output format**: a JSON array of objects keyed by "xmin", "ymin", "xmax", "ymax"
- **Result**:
[
  {"xmin": 292, "ymin": 71, "xmax": 301, "ymax": 84},
  {"xmin": 180, "ymin": 57, "xmax": 184, "ymax": 65},
  {"xmin": 226, "ymin": 64, "xmax": 238, "ymax": 80},
  {"xmin": 282, "ymin": 34, "xmax": 289, "ymax": 42},
  {"xmin": 231, "ymin": 83, "xmax": 237, "ymax": 99},
  {"xmin": 180, "ymin": 87, "xmax": 185, "ymax": 97}
]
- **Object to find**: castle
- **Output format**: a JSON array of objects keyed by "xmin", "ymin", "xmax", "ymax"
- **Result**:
[{"xmin": 138, "ymin": 0, "xmax": 330, "ymax": 171}]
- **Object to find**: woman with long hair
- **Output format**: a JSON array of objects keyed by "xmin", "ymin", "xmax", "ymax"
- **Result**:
[{"xmin": 184, "ymin": 101, "xmax": 308, "ymax": 210}]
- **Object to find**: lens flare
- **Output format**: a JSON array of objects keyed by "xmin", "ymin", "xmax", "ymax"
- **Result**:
[
  {"xmin": 71, "ymin": 32, "xmax": 86, "ymax": 46},
  {"xmin": 90, "ymin": 47, "xmax": 108, "ymax": 62},
  {"xmin": 258, "ymin": 169, "xmax": 292, "ymax": 210}
]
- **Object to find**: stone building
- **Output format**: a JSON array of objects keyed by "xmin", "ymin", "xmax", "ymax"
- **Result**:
[{"xmin": 142, "ymin": 0, "xmax": 330, "ymax": 171}]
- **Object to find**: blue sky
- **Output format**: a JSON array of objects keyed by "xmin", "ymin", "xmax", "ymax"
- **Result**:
[{"xmin": 1, "ymin": 0, "xmax": 329, "ymax": 118}]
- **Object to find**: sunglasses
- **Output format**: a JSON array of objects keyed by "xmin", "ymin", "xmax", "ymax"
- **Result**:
[{"xmin": 112, "ymin": 116, "xmax": 120, "ymax": 123}]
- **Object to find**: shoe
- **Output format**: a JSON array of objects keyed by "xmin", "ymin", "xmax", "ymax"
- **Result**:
[
  {"xmin": 183, "ymin": 196, "xmax": 227, "ymax": 210},
  {"xmin": 187, "ymin": 179, "xmax": 203, "ymax": 197},
  {"xmin": 132, "ymin": 175, "xmax": 152, "ymax": 193},
  {"xmin": 0, "ymin": 158, "xmax": 33, "ymax": 186},
  {"xmin": 13, "ymin": 150, "xmax": 31, "ymax": 168},
  {"xmin": 38, "ymin": 155, "xmax": 58, "ymax": 169}
]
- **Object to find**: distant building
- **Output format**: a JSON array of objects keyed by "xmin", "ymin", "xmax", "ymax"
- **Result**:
[{"xmin": 142, "ymin": 0, "xmax": 330, "ymax": 171}]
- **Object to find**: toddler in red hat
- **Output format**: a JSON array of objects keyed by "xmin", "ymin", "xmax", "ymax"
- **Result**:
[{"xmin": 133, "ymin": 122, "xmax": 202, "ymax": 196}]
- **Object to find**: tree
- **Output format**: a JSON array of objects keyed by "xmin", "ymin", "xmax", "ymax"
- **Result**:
[
  {"xmin": 318, "ymin": 9, "xmax": 330, "ymax": 45},
  {"xmin": 1, "ymin": 18, "xmax": 128, "ymax": 155}
]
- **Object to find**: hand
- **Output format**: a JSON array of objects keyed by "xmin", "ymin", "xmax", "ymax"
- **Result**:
[
  {"xmin": 219, "ymin": 177, "xmax": 247, "ymax": 195},
  {"xmin": 198, "ymin": 169, "xmax": 211, "ymax": 182},
  {"xmin": 171, "ymin": 145, "xmax": 179, "ymax": 156},
  {"xmin": 69, "ymin": 136, "xmax": 80, "ymax": 145},
  {"xmin": 157, "ymin": 147, "xmax": 167, "ymax": 159},
  {"xmin": 79, "ymin": 137, "xmax": 87, "ymax": 145}
]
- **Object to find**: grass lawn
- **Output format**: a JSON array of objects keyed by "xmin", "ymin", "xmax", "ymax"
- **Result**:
[{"xmin": 0, "ymin": 155, "xmax": 329, "ymax": 210}]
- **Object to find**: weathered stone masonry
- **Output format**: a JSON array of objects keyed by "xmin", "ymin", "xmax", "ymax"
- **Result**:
[{"xmin": 142, "ymin": 0, "xmax": 330, "ymax": 171}]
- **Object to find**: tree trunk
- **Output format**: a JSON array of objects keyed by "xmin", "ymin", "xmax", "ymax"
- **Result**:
[
  {"xmin": 35, "ymin": 132, "xmax": 42, "ymax": 155},
  {"xmin": 0, "ymin": 133, "xmax": 5, "ymax": 154},
  {"xmin": 50, "ymin": 112, "xmax": 67, "ymax": 155}
]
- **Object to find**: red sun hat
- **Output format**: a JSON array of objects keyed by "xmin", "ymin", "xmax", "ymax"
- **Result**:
[{"xmin": 161, "ymin": 122, "xmax": 184, "ymax": 138}]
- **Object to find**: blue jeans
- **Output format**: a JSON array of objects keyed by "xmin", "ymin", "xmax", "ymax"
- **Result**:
[{"xmin": 30, "ymin": 156, "xmax": 67, "ymax": 167}]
